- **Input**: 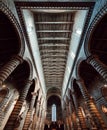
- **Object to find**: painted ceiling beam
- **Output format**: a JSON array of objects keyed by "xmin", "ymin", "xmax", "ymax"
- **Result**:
[
  {"xmin": 37, "ymin": 30, "xmax": 71, "ymax": 33},
  {"xmin": 45, "ymin": 70, "xmax": 64, "ymax": 72},
  {"xmin": 45, "ymin": 74, "xmax": 63, "ymax": 76},
  {"xmin": 38, "ymin": 37, "xmax": 70, "ymax": 40},
  {"xmin": 46, "ymin": 78, "xmax": 62, "ymax": 80},
  {"xmin": 44, "ymin": 71, "xmax": 64, "ymax": 73},
  {"xmin": 41, "ymin": 49, "xmax": 68, "ymax": 52},
  {"xmin": 35, "ymin": 21, "xmax": 73, "ymax": 24},
  {"xmin": 39, "ymin": 43, "xmax": 69, "ymax": 46},
  {"xmin": 42, "ymin": 58, "xmax": 66, "ymax": 62},
  {"xmin": 43, "ymin": 66, "xmax": 65, "ymax": 69},
  {"xmin": 42, "ymin": 63, "xmax": 66, "ymax": 65},
  {"xmin": 41, "ymin": 55, "xmax": 67, "ymax": 59}
]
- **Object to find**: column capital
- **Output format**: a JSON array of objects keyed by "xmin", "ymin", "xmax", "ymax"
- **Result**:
[
  {"xmin": 12, "ymin": 55, "xmax": 23, "ymax": 64},
  {"xmin": 37, "ymin": 100, "xmax": 41, "ymax": 104},
  {"xmin": 76, "ymin": 79, "xmax": 84, "ymax": 84},
  {"xmin": 86, "ymin": 55, "xmax": 98, "ymax": 63}
]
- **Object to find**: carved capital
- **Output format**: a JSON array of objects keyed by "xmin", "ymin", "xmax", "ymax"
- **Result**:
[
  {"xmin": 76, "ymin": 79, "xmax": 84, "ymax": 85},
  {"xmin": 12, "ymin": 55, "xmax": 23, "ymax": 64}
]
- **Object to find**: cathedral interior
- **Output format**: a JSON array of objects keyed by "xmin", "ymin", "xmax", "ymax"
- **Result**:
[{"xmin": 1, "ymin": 0, "xmax": 107, "ymax": 130}]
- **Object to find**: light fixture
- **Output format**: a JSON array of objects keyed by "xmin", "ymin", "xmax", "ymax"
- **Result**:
[
  {"xmin": 104, "ymin": 84, "xmax": 107, "ymax": 87},
  {"xmin": 2, "ymin": 84, "xmax": 6, "ymax": 88},
  {"xmin": 102, "ymin": 105, "xmax": 107, "ymax": 113}
]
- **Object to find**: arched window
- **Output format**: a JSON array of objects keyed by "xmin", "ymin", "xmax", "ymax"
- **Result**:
[{"xmin": 52, "ymin": 104, "xmax": 56, "ymax": 121}]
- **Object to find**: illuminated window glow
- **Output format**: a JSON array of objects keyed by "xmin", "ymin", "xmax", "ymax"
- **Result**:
[{"xmin": 52, "ymin": 104, "xmax": 56, "ymax": 121}]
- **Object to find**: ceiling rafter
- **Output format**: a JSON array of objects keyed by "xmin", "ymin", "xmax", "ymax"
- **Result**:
[
  {"xmin": 44, "ymin": 73, "xmax": 64, "ymax": 75},
  {"xmin": 41, "ymin": 52, "xmax": 68, "ymax": 56},
  {"xmin": 46, "ymin": 82, "xmax": 62, "ymax": 84},
  {"xmin": 38, "ymin": 37, "xmax": 70, "ymax": 40},
  {"xmin": 40, "ymin": 46, "xmax": 69, "ymax": 50},
  {"xmin": 43, "ymin": 62, "xmax": 66, "ymax": 65},
  {"xmin": 44, "ymin": 72, "xmax": 64, "ymax": 73},
  {"xmin": 46, "ymin": 84, "xmax": 62, "ymax": 87},
  {"xmin": 44, "ymin": 67, "xmax": 64, "ymax": 70},
  {"xmin": 42, "ymin": 58, "xmax": 66, "ymax": 62},
  {"xmin": 35, "ymin": 21, "xmax": 73, "ymax": 24},
  {"xmin": 46, "ymin": 81, "xmax": 62, "ymax": 83},
  {"xmin": 44, "ymin": 68, "xmax": 64, "ymax": 70},
  {"xmin": 39, "ymin": 43, "xmax": 69, "ymax": 47},
  {"xmin": 46, "ymin": 80, "xmax": 62, "ymax": 82},
  {"xmin": 45, "ymin": 76, "xmax": 63, "ymax": 78},
  {"xmin": 42, "ymin": 62, "xmax": 66, "ymax": 65},
  {"xmin": 37, "ymin": 30, "xmax": 71, "ymax": 33},
  {"xmin": 40, "ymin": 49, "xmax": 68, "ymax": 53},
  {"xmin": 44, "ymin": 71, "xmax": 64, "ymax": 74},
  {"xmin": 43, "ymin": 67, "xmax": 65, "ymax": 70},
  {"xmin": 45, "ymin": 73, "xmax": 63, "ymax": 77},
  {"xmin": 46, "ymin": 78, "xmax": 62, "ymax": 80},
  {"xmin": 41, "ymin": 55, "xmax": 67, "ymax": 59},
  {"xmin": 46, "ymin": 81, "xmax": 63, "ymax": 83}
]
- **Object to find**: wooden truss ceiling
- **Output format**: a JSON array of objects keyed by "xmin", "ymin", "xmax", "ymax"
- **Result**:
[{"xmin": 34, "ymin": 11, "xmax": 74, "ymax": 89}]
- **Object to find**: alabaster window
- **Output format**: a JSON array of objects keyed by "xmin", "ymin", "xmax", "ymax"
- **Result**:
[{"xmin": 52, "ymin": 104, "xmax": 56, "ymax": 121}]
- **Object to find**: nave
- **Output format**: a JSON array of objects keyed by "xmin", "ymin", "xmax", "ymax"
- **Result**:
[{"xmin": 0, "ymin": 0, "xmax": 107, "ymax": 130}]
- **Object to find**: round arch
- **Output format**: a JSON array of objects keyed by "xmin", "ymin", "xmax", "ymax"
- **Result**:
[
  {"xmin": 0, "ymin": 2, "xmax": 25, "ymax": 56},
  {"xmin": 84, "ymin": 4, "xmax": 107, "ymax": 56}
]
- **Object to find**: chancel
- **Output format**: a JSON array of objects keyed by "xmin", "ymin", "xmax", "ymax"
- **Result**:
[{"xmin": 0, "ymin": 0, "xmax": 107, "ymax": 130}]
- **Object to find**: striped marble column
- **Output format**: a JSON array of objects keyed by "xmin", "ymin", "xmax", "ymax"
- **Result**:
[
  {"xmin": 76, "ymin": 79, "xmax": 107, "ymax": 129},
  {"xmin": 4, "ymin": 79, "xmax": 32, "ymax": 130},
  {"xmin": 32, "ymin": 111, "xmax": 37, "ymax": 130},
  {"xmin": 66, "ymin": 105, "xmax": 71, "ymax": 130},
  {"xmin": 65, "ymin": 106, "xmax": 70, "ymax": 130},
  {"xmin": 71, "ymin": 91, "xmax": 78, "ymax": 111},
  {"xmin": 77, "ymin": 107, "xmax": 87, "ymax": 130},
  {"xmin": 36, "ymin": 100, "xmax": 42, "ymax": 130},
  {"xmin": 0, "ymin": 89, "xmax": 10, "ymax": 125},
  {"xmin": 23, "ymin": 91, "xmax": 38, "ymax": 130},
  {"xmin": 86, "ymin": 55, "xmax": 107, "ymax": 82},
  {"xmin": 38, "ymin": 106, "xmax": 43, "ymax": 130},
  {"xmin": 0, "ymin": 55, "xmax": 23, "ymax": 88},
  {"xmin": 30, "ymin": 92, "xmax": 37, "ymax": 110},
  {"xmin": 69, "ymin": 98, "xmax": 74, "ymax": 113},
  {"xmin": 71, "ymin": 91, "xmax": 79, "ymax": 130},
  {"xmin": 33, "ymin": 91, "xmax": 41, "ymax": 130},
  {"xmin": 40, "ymin": 108, "xmax": 45, "ymax": 130},
  {"xmin": 69, "ymin": 99, "xmax": 76, "ymax": 130},
  {"xmin": 36, "ymin": 94, "xmax": 41, "ymax": 118}
]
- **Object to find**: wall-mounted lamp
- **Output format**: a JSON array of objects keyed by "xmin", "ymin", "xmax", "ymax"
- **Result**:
[
  {"xmin": 2, "ymin": 84, "xmax": 6, "ymax": 88},
  {"xmin": 104, "ymin": 84, "xmax": 107, "ymax": 88}
]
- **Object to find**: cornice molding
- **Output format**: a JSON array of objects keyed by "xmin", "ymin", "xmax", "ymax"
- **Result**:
[{"xmin": 15, "ymin": 1, "xmax": 94, "ymax": 8}]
